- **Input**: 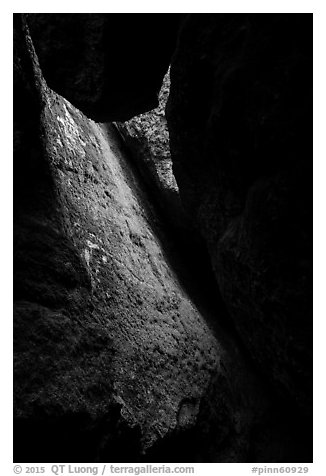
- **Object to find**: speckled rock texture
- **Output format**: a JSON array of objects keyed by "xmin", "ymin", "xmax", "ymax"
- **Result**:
[
  {"xmin": 116, "ymin": 70, "xmax": 191, "ymax": 239},
  {"xmin": 14, "ymin": 17, "xmax": 251, "ymax": 463},
  {"xmin": 27, "ymin": 13, "xmax": 182, "ymax": 122},
  {"xmin": 14, "ymin": 15, "xmax": 312, "ymax": 463},
  {"xmin": 14, "ymin": 18, "xmax": 221, "ymax": 460},
  {"xmin": 167, "ymin": 14, "xmax": 312, "ymax": 415}
]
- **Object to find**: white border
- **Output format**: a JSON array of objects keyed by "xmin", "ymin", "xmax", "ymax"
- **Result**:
[{"xmin": 2, "ymin": 2, "xmax": 324, "ymax": 474}]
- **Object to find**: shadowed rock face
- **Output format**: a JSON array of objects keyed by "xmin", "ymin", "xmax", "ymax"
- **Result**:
[
  {"xmin": 166, "ymin": 13, "xmax": 312, "ymax": 414},
  {"xmin": 27, "ymin": 13, "xmax": 182, "ymax": 122},
  {"xmin": 14, "ymin": 17, "xmax": 264, "ymax": 463},
  {"xmin": 14, "ymin": 18, "xmax": 219, "ymax": 460},
  {"xmin": 115, "ymin": 69, "xmax": 195, "ymax": 245},
  {"xmin": 14, "ymin": 14, "xmax": 312, "ymax": 463}
]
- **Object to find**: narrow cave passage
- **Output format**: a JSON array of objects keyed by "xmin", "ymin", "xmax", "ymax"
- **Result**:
[{"xmin": 13, "ymin": 13, "xmax": 312, "ymax": 464}]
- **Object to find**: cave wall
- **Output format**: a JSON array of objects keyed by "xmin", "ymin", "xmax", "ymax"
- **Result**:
[
  {"xmin": 115, "ymin": 69, "xmax": 196, "ymax": 247},
  {"xmin": 166, "ymin": 13, "xmax": 312, "ymax": 414},
  {"xmin": 13, "ymin": 13, "xmax": 313, "ymax": 462},
  {"xmin": 14, "ymin": 16, "xmax": 276, "ymax": 463}
]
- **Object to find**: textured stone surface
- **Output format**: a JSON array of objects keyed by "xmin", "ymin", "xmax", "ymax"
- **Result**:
[
  {"xmin": 167, "ymin": 13, "xmax": 312, "ymax": 414},
  {"xmin": 116, "ymin": 70, "xmax": 191, "ymax": 239},
  {"xmin": 14, "ymin": 15, "xmax": 312, "ymax": 463},
  {"xmin": 13, "ymin": 17, "xmax": 254, "ymax": 463},
  {"xmin": 27, "ymin": 13, "xmax": 181, "ymax": 122}
]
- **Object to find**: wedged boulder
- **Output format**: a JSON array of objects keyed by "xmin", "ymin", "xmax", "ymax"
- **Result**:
[
  {"xmin": 26, "ymin": 13, "xmax": 181, "ymax": 122},
  {"xmin": 167, "ymin": 13, "xmax": 312, "ymax": 414}
]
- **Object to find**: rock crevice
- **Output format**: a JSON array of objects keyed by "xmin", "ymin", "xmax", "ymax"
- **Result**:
[{"xmin": 13, "ymin": 13, "xmax": 312, "ymax": 463}]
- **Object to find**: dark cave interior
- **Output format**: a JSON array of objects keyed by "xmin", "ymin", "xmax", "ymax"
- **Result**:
[{"xmin": 13, "ymin": 13, "xmax": 312, "ymax": 463}]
